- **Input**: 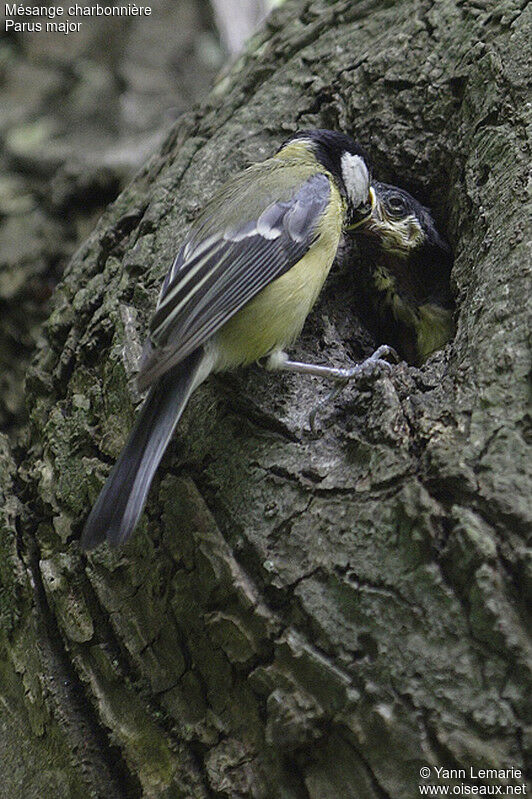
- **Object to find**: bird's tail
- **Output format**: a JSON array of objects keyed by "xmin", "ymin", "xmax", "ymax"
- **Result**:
[{"xmin": 81, "ymin": 349, "xmax": 206, "ymax": 549}]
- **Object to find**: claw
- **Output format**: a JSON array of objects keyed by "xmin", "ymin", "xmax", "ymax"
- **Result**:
[
  {"xmin": 305, "ymin": 345, "xmax": 399, "ymax": 434},
  {"xmin": 330, "ymin": 345, "xmax": 399, "ymax": 383}
]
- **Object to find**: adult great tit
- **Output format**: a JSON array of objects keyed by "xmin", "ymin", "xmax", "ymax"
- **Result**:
[
  {"xmin": 354, "ymin": 181, "xmax": 454, "ymax": 364},
  {"xmin": 81, "ymin": 129, "xmax": 387, "ymax": 549}
]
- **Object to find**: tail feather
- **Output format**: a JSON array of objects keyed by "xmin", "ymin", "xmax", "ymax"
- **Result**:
[{"xmin": 81, "ymin": 350, "xmax": 205, "ymax": 549}]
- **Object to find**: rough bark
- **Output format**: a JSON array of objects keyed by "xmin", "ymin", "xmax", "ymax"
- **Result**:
[
  {"xmin": 0, "ymin": 0, "xmax": 221, "ymax": 434},
  {"xmin": 4, "ymin": 0, "xmax": 531, "ymax": 797}
]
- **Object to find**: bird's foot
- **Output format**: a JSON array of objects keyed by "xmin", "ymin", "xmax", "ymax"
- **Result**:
[
  {"xmin": 261, "ymin": 346, "xmax": 399, "ymax": 435},
  {"xmin": 303, "ymin": 345, "xmax": 399, "ymax": 435},
  {"xmin": 264, "ymin": 344, "xmax": 398, "ymax": 381}
]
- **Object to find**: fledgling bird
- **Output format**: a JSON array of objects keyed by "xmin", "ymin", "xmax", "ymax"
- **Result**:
[
  {"xmin": 81, "ymin": 129, "xmax": 390, "ymax": 549},
  {"xmin": 354, "ymin": 181, "xmax": 454, "ymax": 364}
]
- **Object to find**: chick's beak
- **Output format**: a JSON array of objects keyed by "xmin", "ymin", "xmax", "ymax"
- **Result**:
[{"xmin": 346, "ymin": 185, "xmax": 376, "ymax": 230}]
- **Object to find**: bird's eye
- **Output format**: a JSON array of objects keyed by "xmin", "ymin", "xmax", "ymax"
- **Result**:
[{"xmin": 386, "ymin": 194, "xmax": 407, "ymax": 216}]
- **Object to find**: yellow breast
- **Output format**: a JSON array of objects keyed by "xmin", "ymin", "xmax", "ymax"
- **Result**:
[
  {"xmin": 213, "ymin": 184, "xmax": 344, "ymax": 370},
  {"xmin": 417, "ymin": 303, "xmax": 454, "ymax": 362}
]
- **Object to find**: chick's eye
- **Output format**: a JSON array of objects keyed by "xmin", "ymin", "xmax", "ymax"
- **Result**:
[{"xmin": 386, "ymin": 194, "xmax": 407, "ymax": 215}]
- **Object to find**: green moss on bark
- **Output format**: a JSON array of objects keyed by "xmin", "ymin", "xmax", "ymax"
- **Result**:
[{"xmin": 5, "ymin": 0, "xmax": 531, "ymax": 796}]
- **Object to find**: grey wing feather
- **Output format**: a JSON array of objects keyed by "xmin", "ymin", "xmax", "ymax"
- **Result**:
[{"xmin": 138, "ymin": 173, "xmax": 331, "ymax": 389}]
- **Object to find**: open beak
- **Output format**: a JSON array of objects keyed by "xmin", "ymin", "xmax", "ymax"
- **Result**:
[{"xmin": 346, "ymin": 186, "xmax": 377, "ymax": 230}]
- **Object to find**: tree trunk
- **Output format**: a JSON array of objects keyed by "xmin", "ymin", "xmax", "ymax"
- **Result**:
[
  {"xmin": 5, "ymin": 0, "xmax": 531, "ymax": 796},
  {"xmin": 0, "ymin": 0, "xmax": 221, "ymax": 435}
]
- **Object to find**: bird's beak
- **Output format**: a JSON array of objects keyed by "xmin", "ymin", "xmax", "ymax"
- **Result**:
[{"xmin": 346, "ymin": 186, "xmax": 376, "ymax": 230}]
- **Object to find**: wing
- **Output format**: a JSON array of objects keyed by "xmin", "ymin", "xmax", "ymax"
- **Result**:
[{"xmin": 137, "ymin": 169, "xmax": 332, "ymax": 389}]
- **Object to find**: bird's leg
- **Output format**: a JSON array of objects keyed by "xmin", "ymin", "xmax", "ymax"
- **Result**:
[
  {"xmin": 263, "ymin": 345, "xmax": 399, "ymax": 434},
  {"xmin": 264, "ymin": 344, "xmax": 398, "ymax": 380}
]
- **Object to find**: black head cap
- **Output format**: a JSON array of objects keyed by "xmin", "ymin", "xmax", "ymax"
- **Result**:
[{"xmin": 284, "ymin": 129, "xmax": 372, "ymax": 211}]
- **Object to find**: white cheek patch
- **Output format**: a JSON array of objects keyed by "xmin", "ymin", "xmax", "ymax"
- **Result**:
[
  {"xmin": 377, "ymin": 214, "xmax": 425, "ymax": 258},
  {"xmin": 407, "ymin": 217, "xmax": 425, "ymax": 246},
  {"xmin": 341, "ymin": 152, "xmax": 369, "ymax": 208}
]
